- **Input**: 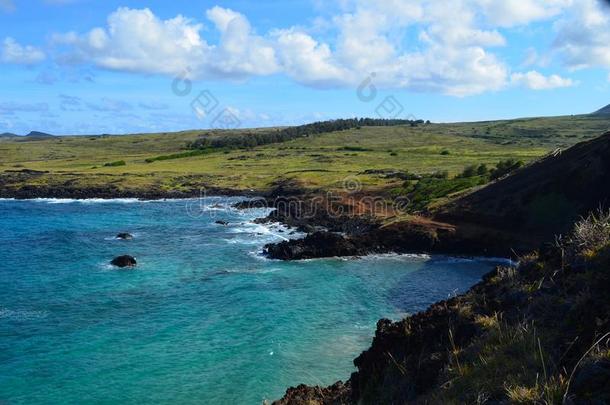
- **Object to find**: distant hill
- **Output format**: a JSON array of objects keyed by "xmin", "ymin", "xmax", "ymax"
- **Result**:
[
  {"xmin": 592, "ymin": 104, "xmax": 610, "ymax": 115},
  {"xmin": 25, "ymin": 131, "xmax": 54, "ymax": 138},
  {"xmin": 0, "ymin": 132, "xmax": 18, "ymax": 138}
]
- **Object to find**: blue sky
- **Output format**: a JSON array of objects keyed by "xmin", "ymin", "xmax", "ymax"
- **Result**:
[{"xmin": 1, "ymin": 0, "xmax": 609, "ymax": 135}]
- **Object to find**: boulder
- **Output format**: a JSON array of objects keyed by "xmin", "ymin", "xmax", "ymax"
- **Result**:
[
  {"xmin": 264, "ymin": 231, "xmax": 366, "ymax": 260},
  {"xmin": 110, "ymin": 255, "xmax": 137, "ymax": 268},
  {"xmin": 116, "ymin": 232, "xmax": 133, "ymax": 240}
]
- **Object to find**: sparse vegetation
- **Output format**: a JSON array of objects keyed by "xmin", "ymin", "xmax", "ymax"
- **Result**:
[{"xmin": 1, "ymin": 114, "xmax": 608, "ymax": 196}]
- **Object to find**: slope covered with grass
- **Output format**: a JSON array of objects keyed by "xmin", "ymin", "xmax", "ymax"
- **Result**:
[{"xmin": 0, "ymin": 114, "xmax": 609, "ymax": 198}]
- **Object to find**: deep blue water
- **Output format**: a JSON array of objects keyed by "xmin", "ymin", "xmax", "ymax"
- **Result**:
[{"xmin": 0, "ymin": 198, "xmax": 503, "ymax": 404}]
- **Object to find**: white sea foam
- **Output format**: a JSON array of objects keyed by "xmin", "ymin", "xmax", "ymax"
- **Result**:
[
  {"xmin": 360, "ymin": 253, "xmax": 432, "ymax": 261},
  {"xmin": 3, "ymin": 197, "xmax": 202, "ymax": 204},
  {"xmin": 430, "ymin": 255, "xmax": 516, "ymax": 266},
  {"xmin": 24, "ymin": 198, "xmax": 144, "ymax": 204},
  {"xmin": 225, "ymin": 221, "xmax": 297, "ymax": 242}
]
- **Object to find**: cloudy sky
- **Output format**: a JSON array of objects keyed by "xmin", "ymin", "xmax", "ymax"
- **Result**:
[{"xmin": 1, "ymin": 0, "xmax": 609, "ymax": 134}]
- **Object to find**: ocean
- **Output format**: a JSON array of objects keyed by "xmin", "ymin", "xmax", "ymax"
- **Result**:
[{"xmin": 0, "ymin": 198, "xmax": 505, "ymax": 404}]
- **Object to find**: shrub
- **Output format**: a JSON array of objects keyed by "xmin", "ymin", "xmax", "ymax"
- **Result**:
[
  {"xmin": 459, "ymin": 165, "xmax": 478, "ymax": 178},
  {"xmin": 561, "ymin": 208, "xmax": 610, "ymax": 260},
  {"xmin": 103, "ymin": 160, "xmax": 126, "ymax": 167},
  {"xmin": 476, "ymin": 164, "xmax": 488, "ymax": 176},
  {"xmin": 145, "ymin": 149, "xmax": 214, "ymax": 163},
  {"xmin": 440, "ymin": 149, "xmax": 451, "ymax": 155},
  {"xmin": 490, "ymin": 159, "xmax": 523, "ymax": 180},
  {"xmin": 339, "ymin": 146, "xmax": 372, "ymax": 152}
]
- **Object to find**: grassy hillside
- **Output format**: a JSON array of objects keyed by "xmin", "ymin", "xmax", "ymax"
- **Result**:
[{"xmin": 1, "ymin": 114, "xmax": 609, "ymax": 196}]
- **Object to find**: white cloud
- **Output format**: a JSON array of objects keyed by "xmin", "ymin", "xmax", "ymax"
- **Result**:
[
  {"xmin": 57, "ymin": 7, "xmax": 209, "ymax": 76},
  {"xmin": 553, "ymin": 0, "xmax": 610, "ymax": 70},
  {"xmin": 272, "ymin": 29, "xmax": 348, "ymax": 87},
  {"xmin": 331, "ymin": 1, "xmax": 510, "ymax": 96},
  {"xmin": 205, "ymin": 6, "xmax": 279, "ymax": 77},
  {"xmin": 476, "ymin": 0, "xmax": 570, "ymax": 27},
  {"xmin": 1, "ymin": 37, "xmax": 45, "ymax": 64},
  {"xmin": 50, "ymin": 2, "xmax": 596, "ymax": 97},
  {"xmin": 53, "ymin": 4, "xmax": 515, "ymax": 95},
  {"xmin": 511, "ymin": 70, "xmax": 575, "ymax": 90}
]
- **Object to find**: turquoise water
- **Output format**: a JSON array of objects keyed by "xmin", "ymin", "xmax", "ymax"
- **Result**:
[{"xmin": 0, "ymin": 198, "xmax": 502, "ymax": 404}]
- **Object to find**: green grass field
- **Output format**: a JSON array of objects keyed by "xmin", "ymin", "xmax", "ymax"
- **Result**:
[{"xmin": 1, "ymin": 114, "xmax": 609, "ymax": 195}]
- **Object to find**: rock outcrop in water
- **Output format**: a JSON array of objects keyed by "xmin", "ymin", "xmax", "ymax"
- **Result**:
[
  {"xmin": 110, "ymin": 255, "xmax": 137, "ymax": 267},
  {"xmin": 116, "ymin": 233, "xmax": 133, "ymax": 240},
  {"xmin": 264, "ymin": 231, "xmax": 367, "ymax": 260}
]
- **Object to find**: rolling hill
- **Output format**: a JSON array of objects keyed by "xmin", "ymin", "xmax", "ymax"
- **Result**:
[
  {"xmin": 0, "ymin": 113, "xmax": 609, "ymax": 198},
  {"xmin": 592, "ymin": 103, "xmax": 610, "ymax": 116}
]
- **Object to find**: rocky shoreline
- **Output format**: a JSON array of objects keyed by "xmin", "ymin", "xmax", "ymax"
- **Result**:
[
  {"xmin": 0, "ymin": 178, "xmax": 533, "ymax": 261},
  {"xmin": 251, "ymin": 194, "xmax": 533, "ymax": 261}
]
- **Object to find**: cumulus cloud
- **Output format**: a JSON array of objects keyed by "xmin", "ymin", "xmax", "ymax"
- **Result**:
[
  {"xmin": 1, "ymin": 37, "xmax": 45, "ymax": 64},
  {"xmin": 205, "ymin": 6, "xmax": 279, "ymax": 77},
  {"xmin": 50, "ymin": 2, "xmax": 593, "ymax": 96},
  {"xmin": 511, "ymin": 70, "xmax": 575, "ymax": 90},
  {"xmin": 476, "ymin": 0, "xmax": 570, "ymax": 27},
  {"xmin": 55, "ymin": 7, "xmax": 209, "ymax": 76},
  {"xmin": 272, "ymin": 28, "xmax": 348, "ymax": 87}
]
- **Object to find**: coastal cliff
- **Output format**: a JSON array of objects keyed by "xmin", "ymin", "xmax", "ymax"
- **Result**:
[
  {"xmin": 274, "ymin": 210, "xmax": 610, "ymax": 404},
  {"xmin": 263, "ymin": 132, "xmax": 610, "ymax": 261},
  {"xmin": 273, "ymin": 133, "xmax": 610, "ymax": 404}
]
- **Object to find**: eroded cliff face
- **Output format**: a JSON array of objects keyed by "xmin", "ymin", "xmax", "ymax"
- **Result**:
[{"xmin": 263, "ymin": 132, "xmax": 610, "ymax": 263}]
